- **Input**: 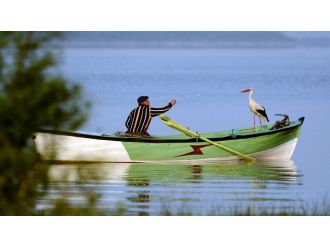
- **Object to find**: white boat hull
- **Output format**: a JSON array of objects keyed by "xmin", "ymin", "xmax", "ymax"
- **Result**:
[{"xmin": 34, "ymin": 132, "xmax": 299, "ymax": 163}]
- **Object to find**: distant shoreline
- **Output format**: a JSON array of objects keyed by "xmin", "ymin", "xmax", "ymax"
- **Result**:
[
  {"xmin": 62, "ymin": 31, "xmax": 297, "ymax": 49},
  {"xmin": 62, "ymin": 41, "xmax": 296, "ymax": 49},
  {"xmin": 58, "ymin": 31, "xmax": 330, "ymax": 48}
]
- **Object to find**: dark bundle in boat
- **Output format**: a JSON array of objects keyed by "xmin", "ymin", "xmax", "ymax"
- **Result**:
[{"xmin": 270, "ymin": 114, "xmax": 290, "ymax": 130}]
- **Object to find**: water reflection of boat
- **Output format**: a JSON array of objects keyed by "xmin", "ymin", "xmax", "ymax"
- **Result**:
[
  {"xmin": 48, "ymin": 163, "xmax": 132, "ymax": 183},
  {"xmin": 48, "ymin": 159, "xmax": 299, "ymax": 184},
  {"xmin": 34, "ymin": 117, "xmax": 304, "ymax": 163},
  {"xmin": 124, "ymin": 160, "xmax": 300, "ymax": 215},
  {"xmin": 126, "ymin": 160, "xmax": 299, "ymax": 183},
  {"xmin": 44, "ymin": 160, "xmax": 300, "ymax": 215}
]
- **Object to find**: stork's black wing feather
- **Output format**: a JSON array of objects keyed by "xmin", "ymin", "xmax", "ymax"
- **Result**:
[{"xmin": 256, "ymin": 107, "xmax": 269, "ymax": 122}]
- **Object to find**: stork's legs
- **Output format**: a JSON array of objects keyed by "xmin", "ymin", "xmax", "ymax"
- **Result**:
[{"xmin": 253, "ymin": 115, "xmax": 263, "ymax": 132}]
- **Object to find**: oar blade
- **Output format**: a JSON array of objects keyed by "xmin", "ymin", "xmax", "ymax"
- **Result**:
[
  {"xmin": 159, "ymin": 114, "xmax": 199, "ymax": 138},
  {"xmin": 159, "ymin": 114, "xmax": 256, "ymax": 163}
]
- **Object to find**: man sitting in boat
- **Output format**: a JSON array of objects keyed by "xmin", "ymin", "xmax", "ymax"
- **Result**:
[{"xmin": 125, "ymin": 96, "xmax": 176, "ymax": 137}]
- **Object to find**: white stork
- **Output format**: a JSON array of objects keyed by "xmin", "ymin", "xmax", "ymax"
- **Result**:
[{"xmin": 241, "ymin": 88, "xmax": 269, "ymax": 130}]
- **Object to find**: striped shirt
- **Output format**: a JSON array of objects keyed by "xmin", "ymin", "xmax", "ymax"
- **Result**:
[{"xmin": 125, "ymin": 103, "xmax": 172, "ymax": 133}]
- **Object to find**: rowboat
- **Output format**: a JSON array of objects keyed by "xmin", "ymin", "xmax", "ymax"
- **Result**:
[{"xmin": 34, "ymin": 116, "xmax": 304, "ymax": 163}]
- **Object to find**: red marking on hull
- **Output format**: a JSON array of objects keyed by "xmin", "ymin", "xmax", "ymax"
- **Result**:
[{"xmin": 175, "ymin": 144, "xmax": 211, "ymax": 157}]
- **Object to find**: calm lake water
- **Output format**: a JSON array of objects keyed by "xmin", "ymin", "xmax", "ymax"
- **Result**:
[{"xmin": 38, "ymin": 48, "xmax": 330, "ymax": 215}]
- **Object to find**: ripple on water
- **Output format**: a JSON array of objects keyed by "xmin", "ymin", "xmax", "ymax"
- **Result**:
[{"xmin": 37, "ymin": 160, "xmax": 304, "ymax": 215}]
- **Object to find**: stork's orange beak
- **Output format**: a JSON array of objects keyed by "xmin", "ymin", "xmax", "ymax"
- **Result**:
[{"xmin": 241, "ymin": 89, "xmax": 251, "ymax": 93}]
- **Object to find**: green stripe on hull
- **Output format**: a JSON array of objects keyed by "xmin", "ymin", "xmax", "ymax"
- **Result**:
[{"xmin": 122, "ymin": 125, "xmax": 301, "ymax": 161}]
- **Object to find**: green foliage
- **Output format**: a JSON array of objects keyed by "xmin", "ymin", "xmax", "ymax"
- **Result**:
[{"xmin": 0, "ymin": 32, "xmax": 90, "ymax": 215}]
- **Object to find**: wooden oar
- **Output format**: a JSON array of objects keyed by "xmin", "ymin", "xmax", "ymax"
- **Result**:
[{"xmin": 159, "ymin": 114, "xmax": 256, "ymax": 163}]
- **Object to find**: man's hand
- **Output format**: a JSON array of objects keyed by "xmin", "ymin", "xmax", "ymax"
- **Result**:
[{"xmin": 170, "ymin": 99, "xmax": 177, "ymax": 106}]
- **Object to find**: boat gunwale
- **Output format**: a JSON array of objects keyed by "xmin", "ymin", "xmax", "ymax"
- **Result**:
[{"xmin": 36, "ymin": 117, "xmax": 305, "ymax": 143}]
